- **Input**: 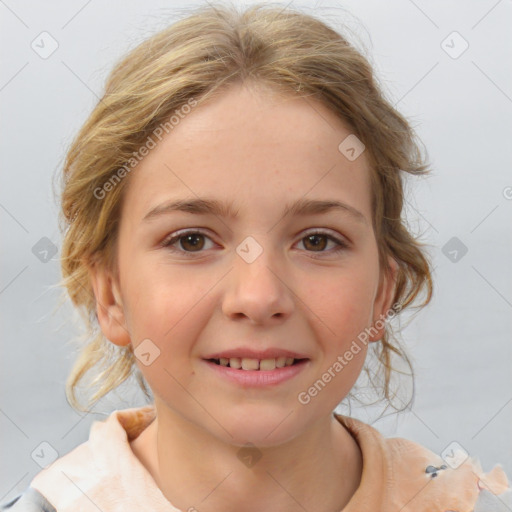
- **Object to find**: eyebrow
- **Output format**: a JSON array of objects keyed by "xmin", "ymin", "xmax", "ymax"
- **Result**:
[{"xmin": 142, "ymin": 197, "xmax": 368, "ymax": 225}]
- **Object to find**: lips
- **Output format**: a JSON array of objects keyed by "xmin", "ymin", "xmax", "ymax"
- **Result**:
[
  {"xmin": 204, "ymin": 357, "xmax": 310, "ymax": 386},
  {"xmin": 208, "ymin": 356, "xmax": 305, "ymax": 370},
  {"xmin": 203, "ymin": 347, "xmax": 310, "ymax": 374},
  {"xmin": 203, "ymin": 348, "xmax": 309, "ymax": 360}
]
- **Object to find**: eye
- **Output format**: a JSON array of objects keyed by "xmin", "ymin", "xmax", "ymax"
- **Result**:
[
  {"xmin": 160, "ymin": 230, "xmax": 214, "ymax": 254},
  {"xmin": 297, "ymin": 230, "xmax": 349, "ymax": 258},
  {"xmin": 160, "ymin": 229, "xmax": 349, "ymax": 257}
]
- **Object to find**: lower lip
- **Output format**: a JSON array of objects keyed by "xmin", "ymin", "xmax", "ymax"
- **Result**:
[{"xmin": 203, "ymin": 359, "xmax": 309, "ymax": 387}]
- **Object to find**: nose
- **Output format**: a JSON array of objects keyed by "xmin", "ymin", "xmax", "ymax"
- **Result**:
[{"xmin": 221, "ymin": 243, "xmax": 295, "ymax": 324}]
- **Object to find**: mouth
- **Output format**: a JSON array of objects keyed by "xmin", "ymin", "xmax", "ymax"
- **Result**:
[
  {"xmin": 206, "ymin": 357, "xmax": 308, "ymax": 371},
  {"xmin": 203, "ymin": 356, "xmax": 310, "ymax": 387}
]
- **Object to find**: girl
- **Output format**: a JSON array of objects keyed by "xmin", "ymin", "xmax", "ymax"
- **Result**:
[{"xmin": 2, "ymin": 2, "xmax": 510, "ymax": 511}]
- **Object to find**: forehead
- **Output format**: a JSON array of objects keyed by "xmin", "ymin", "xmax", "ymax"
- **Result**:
[{"xmin": 121, "ymin": 82, "xmax": 373, "ymax": 223}]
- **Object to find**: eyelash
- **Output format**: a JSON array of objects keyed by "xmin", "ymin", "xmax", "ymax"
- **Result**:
[{"xmin": 160, "ymin": 229, "xmax": 349, "ymax": 259}]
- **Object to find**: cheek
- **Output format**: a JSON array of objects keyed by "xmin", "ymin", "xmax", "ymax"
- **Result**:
[
  {"xmin": 307, "ymin": 278, "xmax": 374, "ymax": 393},
  {"xmin": 121, "ymin": 261, "xmax": 215, "ymax": 354},
  {"xmin": 122, "ymin": 267, "xmax": 217, "ymax": 400},
  {"xmin": 301, "ymin": 265, "xmax": 378, "ymax": 346}
]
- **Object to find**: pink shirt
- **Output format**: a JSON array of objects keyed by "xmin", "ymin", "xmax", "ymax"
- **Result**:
[{"xmin": 24, "ymin": 405, "xmax": 510, "ymax": 511}]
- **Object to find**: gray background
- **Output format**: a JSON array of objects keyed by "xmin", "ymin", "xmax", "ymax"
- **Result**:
[{"xmin": 1, "ymin": 0, "xmax": 511, "ymax": 503}]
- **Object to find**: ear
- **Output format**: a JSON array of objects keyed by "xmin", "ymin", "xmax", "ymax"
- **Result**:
[
  {"xmin": 88, "ymin": 260, "xmax": 131, "ymax": 347},
  {"xmin": 368, "ymin": 256, "xmax": 399, "ymax": 343}
]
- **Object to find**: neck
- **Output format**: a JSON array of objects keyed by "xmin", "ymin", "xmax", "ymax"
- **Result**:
[{"xmin": 130, "ymin": 406, "xmax": 362, "ymax": 512}]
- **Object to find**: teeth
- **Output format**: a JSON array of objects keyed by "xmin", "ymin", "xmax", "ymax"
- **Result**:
[
  {"xmin": 276, "ymin": 357, "xmax": 287, "ymax": 368},
  {"xmin": 241, "ymin": 358, "xmax": 260, "ymax": 370},
  {"xmin": 213, "ymin": 357, "xmax": 299, "ymax": 370},
  {"xmin": 259, "ymin": 358, "xmax": 276, "ymax": 371},
  {"xmin": 229, "ymin": 357, "xmax": 241, "ymax": 369}
]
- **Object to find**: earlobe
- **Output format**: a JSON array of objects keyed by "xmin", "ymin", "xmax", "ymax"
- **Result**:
[
  {"xmin": 369, "ymin": 257, "xmax": 399, "ymax": 343},
  {"xmin": 88, "ymin": 261, "xmax": 131, "ymax": 347}
]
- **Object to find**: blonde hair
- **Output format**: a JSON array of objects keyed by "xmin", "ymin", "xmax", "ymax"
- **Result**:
[{"xmin": 57, "ymin": 1, "xmax": 433, "ymax": 414}]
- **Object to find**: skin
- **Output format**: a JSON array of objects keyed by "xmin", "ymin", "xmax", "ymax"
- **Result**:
[{"xmin": 89, "ymin": 80, "xmax": 398, "ymax": 512}]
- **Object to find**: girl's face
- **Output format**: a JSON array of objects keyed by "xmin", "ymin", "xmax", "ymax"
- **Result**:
[{"xmin": 91, "ymin": 82, "xmax": 397, "ymax": 447}]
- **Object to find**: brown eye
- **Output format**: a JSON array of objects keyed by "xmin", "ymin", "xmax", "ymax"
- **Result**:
[
  {"xmin": 178, "ymin": 233, "xmax": 206, "ymax": 251},
  {"xmin": 298, "ymin": 231, "xmax": 349, "ymax": 257},
  {"xmin": 302, "ymin": 234, "xmax": 329, "ymax": 251},
  {"xmin": 160, "ymin": 229, "xmax": 349, "ymax": 258},
  {"xmin": 161, "ymin": 230, "xmax": 214, "ymax": 253}
]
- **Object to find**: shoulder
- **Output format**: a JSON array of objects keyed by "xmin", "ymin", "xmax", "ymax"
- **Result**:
[
  {"xmin": 337, "ymin": 413, "xmax": 511, "ymax": 512},
  {"xmin": 0, "ymin": 434, "xmax": 96, "ymax": 512},
  {"xmin": 0, "ymin": 487, "xmax": 56, "ymax": 512},
  {"xmin": 383, "ymin": 435, "xmax": 511, "ymax": 511}
]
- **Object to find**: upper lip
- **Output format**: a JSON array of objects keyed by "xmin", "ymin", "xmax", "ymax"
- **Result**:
[{"xmin": 204, "ymin": 348, "xmax": 309, "ymax": 360}]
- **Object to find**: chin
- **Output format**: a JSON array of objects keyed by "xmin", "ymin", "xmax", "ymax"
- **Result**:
[{"xmin": 210, "ymin": 406, "xmax": 307, "ymax": 448}]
